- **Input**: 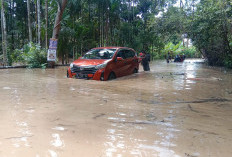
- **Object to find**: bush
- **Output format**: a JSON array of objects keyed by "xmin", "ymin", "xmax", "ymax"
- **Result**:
[
  {"xmin": 180, "ymin": 47, "xmax": 201, "ymax": 58},
  {"xmin": 224, "ymin": 54, "xmax": 232, "ymax": 68},
  {"xmin": 162, "ymin": 42, "xmax": 201, "ymax": 59},
  {"xmin": 11, "ymin": 42, "xmax": 47, "ymax": 68}
]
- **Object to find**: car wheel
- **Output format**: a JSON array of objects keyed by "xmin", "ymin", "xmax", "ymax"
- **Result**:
[
  {"xmin": 133, "ymin": 68, "xmax": 138, "ymax": 73},
  {"xmin": 108, "ymin": 72, "xmax": 116, "ymax": 80}
]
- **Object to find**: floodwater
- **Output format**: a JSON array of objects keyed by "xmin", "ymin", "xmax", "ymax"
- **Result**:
[{"xmin": 0, "ymin": 59, "xmax": 232, "ymax": 157}]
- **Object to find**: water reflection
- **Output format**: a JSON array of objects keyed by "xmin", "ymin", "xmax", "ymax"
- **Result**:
[
  {"xmin": 3, "ymin": 86, "xmax": 11, "ymax": 90},
  {"xmin": 104, "ymin": 104, "xmax": 181, "ymax": 156},
  {"xmin": 105, "ymin": 126, "xmax": 126, "ymax": 157},
  {"xmin": 52, "ymin": 126, "xmax": 66, "ymax": 131},
  {"xmin": 51, "ymin": 133, "xmax": 64, "ymax": 147},
  {"xmin": 48, "ymin": 150, "xmax": 58, "ymax": 157}
]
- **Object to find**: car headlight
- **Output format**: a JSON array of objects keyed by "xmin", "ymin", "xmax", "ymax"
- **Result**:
[
  {"xmin": 70, "ymin": 63, "xmax": 73, "ymax": 68},
  {"xmin": 95, "ymin": 62, "xmax": 107, "ymax": 70}
]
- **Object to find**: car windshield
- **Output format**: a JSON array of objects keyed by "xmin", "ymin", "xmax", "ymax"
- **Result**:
[{"xmin": 82, "ymin": 49, "xmax": 116, "ymax": 59}]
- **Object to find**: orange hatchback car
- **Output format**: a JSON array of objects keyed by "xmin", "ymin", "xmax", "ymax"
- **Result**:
[{"xmin": 67, "ymin": 47, "xmax": 139, "ymax": 81}]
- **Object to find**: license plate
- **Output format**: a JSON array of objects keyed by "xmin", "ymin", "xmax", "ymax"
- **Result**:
[{"xmin": 76, "ymin": 73, "xmax": 87, "ymax": 78}]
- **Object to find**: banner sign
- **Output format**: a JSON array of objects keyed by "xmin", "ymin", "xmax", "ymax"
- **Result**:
[
  {"xmin": 49, "ymin": 38, "xmax": 58, "ymax": 49},
  {"xmin": 48, "ymin": 38, "xmax": 57, "ymax": 62},
  {"xmin": 47, "ymin": 49, "xmax": 57, "ymax": 61}
]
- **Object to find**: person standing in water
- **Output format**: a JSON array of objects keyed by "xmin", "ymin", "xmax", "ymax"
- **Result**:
[
  {"xmin": 166, "ymin": 52, "xmax": 171, "ymax": 63},
  {"xmin": 141, "ymin": 51, "xmax": 150, "ymax": 71}
]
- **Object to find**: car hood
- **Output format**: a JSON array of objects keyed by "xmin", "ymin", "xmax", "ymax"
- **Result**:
[{"xmin": 72, "ymin": 59, "xmax": 109, "ymax": 66}]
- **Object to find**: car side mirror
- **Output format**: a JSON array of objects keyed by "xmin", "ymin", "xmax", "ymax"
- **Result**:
[{"xmin": 116, "ymin": 57, "xmax": 123, "ymax": 62}]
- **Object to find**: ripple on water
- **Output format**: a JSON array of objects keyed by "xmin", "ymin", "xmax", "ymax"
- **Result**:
[
  {"xmin": 3, "ymin": 87, "xmax": 11, "ymax": 90},
  {"xmin": 51, "ymin": 133, "xmax": 64, "ymax": 147},
  {"xmin": 108, "ymin": 117, "xmax": 126, "ymax": 122},
  {"xmin": 25, "ymin": 109, "xmax": 35, "ymax": 113},
  {"xmin": 138, "ymin": 144, "xmax": 180, "ymax": 157},
  {"xmin": 48, "ymin": 150, "xmax": 58, "ymax": 157},
  {"xmin": 16, "ymin": 121, "xmax": 28, "ymax": 127},
  {"xmin": 52, "ymin": 126, "xmax": 66, "ymax": 131},
  {"xmin": 116, "ymin": 112, "xmax": 126, "ymax": 116},
  {"xmin": 69, "ymin": 87, "xmax": 75, "ymax": 91}
]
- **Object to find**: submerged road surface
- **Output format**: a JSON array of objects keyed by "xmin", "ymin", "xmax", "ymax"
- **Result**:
[{"xmin": 0, "ymin": 59, "xmax": 232, "ymax": 157}]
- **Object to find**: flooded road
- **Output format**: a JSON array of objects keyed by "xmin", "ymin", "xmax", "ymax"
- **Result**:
[{"xmin": 0, "ymin": 59, "xmax": 232, "ymax": 157}]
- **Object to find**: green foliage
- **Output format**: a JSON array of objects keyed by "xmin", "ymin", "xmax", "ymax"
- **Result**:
[
  {"xmin": 149, "ymin": 37, "xmax": 165, "ymax": 59},
  {"xmin": 224, "ymin": 54, "xmax": 232, "ymax": 68},
  {"xmin": 155, "ymin": 7, "xmax": 185, "ymax": 44},
  {"xmin": 181, "ymin": 47, "xmax": 201, "ymax": 58},
  {"xmin": 2, "ymin": 0, "xmax": 230, "ymax": 68},
  {"xmin": 189, "ymin": 0, "xmax": 232, "ymax": 67},
  {"xmin": 11, "ymin": 43, "xmax": 47, "ymax": 68},
  {"xmin": 162, "ymin": 42, "xmax": 200, "ymax": 59}
]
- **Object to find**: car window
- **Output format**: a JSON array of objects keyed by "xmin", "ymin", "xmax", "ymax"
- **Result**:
[
  {"xmin": 83, "ymin": 49, "xmax": 116, "ymax": 59},
  {"xmin": 124, "ymin": 50, "xmax": 129, "ymax": 59},
  {"xmin": 116, "ymin": 50, "xmax": 126, "ymax": 59},
  {"xmin": 124, "ymin": 50, "xmax": 135, "ymax": 59},
  {"xmin": 129, "ymin": 50, "xmax": 135, "ymax": 58}
]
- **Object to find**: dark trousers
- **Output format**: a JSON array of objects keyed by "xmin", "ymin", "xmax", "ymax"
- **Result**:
[{"xmin": 142, "ymin": 62, "xmax": 150, "ymax": 71}]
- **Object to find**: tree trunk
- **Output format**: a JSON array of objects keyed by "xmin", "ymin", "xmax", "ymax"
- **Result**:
[
  {"xmin": 48, "ymin": 0, "xmax": 67, "ymax": 68},
  {"xmin": 37, "ymin": 0, "xmax": 41, "ymax": 45},
  {"xmin": 35, "ymin": 1, "xmax": 37, "ymax": 43},
  {"xmin": 52, "ymin": 0, "xmax": 68, "ymax": 39},
  {"xmin": 192, "ymin": 0, "xmax": 195, "ymax": 18},
  {"xmin": 98, "ymin": 0, "xmax": 101, "ymax": 47},
  {"xmin": 1, "ymin": 4, "xmax": 4, "ymax": 61},
  {"xmin": 73, "ymin": 46, "xmax": 75, "ymax": 61},
  {"xmin": 27, "ymin": 0, "xmax": 32, "ymax": 42},
  {"xmin": 11, "ymin": 0, "xmax": 14, "ymax": 50},
  {"xmin": 45, "ymin": 0, "xmax": 48, "ymax": 48},
  {"xmin": 180, "ymin": 0, "xmax": 183, "ymax": 8},
  {"xmin": 88, "ymin": 0, "xmax": 90, "ymax": 22},
  {"xmin": 1, "ymin": 0, "xmax": 8, "ymax": 66}
]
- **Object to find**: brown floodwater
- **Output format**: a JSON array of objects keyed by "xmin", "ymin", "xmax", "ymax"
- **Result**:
[{"xmin": 0, "ymin": 59, "xmax": 232, "ymax": 157}]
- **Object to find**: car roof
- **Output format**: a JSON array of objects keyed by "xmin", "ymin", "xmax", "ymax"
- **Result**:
[{"xmin": 92, "ymin": 47, "xmax": 134, "ymax": 50}]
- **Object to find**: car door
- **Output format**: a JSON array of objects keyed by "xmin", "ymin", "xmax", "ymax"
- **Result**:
[
  {"xmin": 124, "ymin": 49, "xmax": 137, "ymax": 74},
  {"xmin": 113, "ymin": 49, "xmax": 128, "ymax": 77}
]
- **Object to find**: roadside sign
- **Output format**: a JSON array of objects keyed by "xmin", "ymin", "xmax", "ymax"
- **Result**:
[
  {"xmin": 49, "ymin": 38, "xmax": 58, "ymax": 49},
  {"xmin": 47, "ymin": 49, "xmax": 57, "ymax": 61},
  {"xmin": 48, "ymin": 38, "xmax": 57, "ymax": 62}
]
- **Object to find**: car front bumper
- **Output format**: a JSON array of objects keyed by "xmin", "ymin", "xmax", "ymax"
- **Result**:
[{"xmin": 67, "ymin": 67, "xmax": 105, "ymax": 80}]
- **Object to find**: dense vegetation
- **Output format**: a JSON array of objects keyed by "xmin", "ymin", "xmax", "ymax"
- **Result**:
[{"xmin": 0, "ymin": 0, "xmax": 231, "ymax": 68}]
